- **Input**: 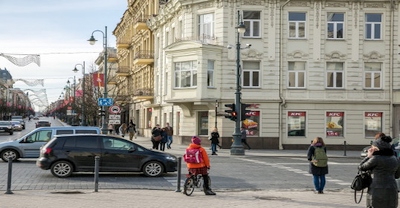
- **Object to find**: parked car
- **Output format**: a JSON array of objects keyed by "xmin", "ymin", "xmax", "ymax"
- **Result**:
[
  {"xmin": 10, "ymin": 121, "xmax": 23, "ymax": 131},
  {"xmin": 360, "ymin": 139, "xmax": 400, "ymax": 157},
  {"xmin": 0, "ymin": 126, "xmax": 101, "ymax": 162},
  {"xmin": 11, "ymin": 116, "xmax": 25, "ymax": 130},
  {"xmin": 35, "ymin": 120, "xmax": 51, "ymax": 128},
  {"xmin": 36, "ymin": 134, "xmax": 177, "ymax": 178},
  {"xmin": 0, "ymin": 121, "xmax": 13, "ymax": 135}
]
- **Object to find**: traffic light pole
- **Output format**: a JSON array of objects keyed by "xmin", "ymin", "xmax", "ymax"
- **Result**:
[{"xmin": 230, "ymin": 11, "xmax": 245, "ymax": 156}]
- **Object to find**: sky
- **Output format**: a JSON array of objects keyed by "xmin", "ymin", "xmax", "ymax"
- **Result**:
[{"xmin": 0, "ymin": 0, "xmax": 127, "ymax": 112}]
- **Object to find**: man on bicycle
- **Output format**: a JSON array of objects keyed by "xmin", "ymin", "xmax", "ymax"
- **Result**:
[{"xmin": 184, "ymin": 136, "xmax": 216, "ymax": 195}]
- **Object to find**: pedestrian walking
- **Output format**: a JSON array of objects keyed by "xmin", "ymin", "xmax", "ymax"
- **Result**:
[
  {"xmin": 127, "ymin": 124, "xmax": 136, "ymax": 141},
  {"xmin": 241, "ymin": 127, "xmax": 251, "ymax": 150},
  {"xmin": 108, "ymin": 124, "xmax": 114, "ymax": 135},
  {"xmin": 307, "ymin": 137, "xmax": 328, "ymax": 194},
  {"xmin": 164, "ymin": 123, "xmax": 173, "ymax": 149},
  {"xmin": 159, "ymin": 128, "xmax": 168, "ymax": 151},
  {"xmin": 119, "ymin": 123, "xmax": 127, "ymax": 138},
  {"xmin": 359, "ymin": 136, "xmax": 400, "ymax": 208},
  {"xmin": 209, "ymin": 127, "xmax": 220, "ymax": 155},
  {"xmin": 184, "ymin": 136, "xmax": 216, "ymax": 195},
  {"xmin": 151, "ymin": 124, "xmax": 162, "ymax": 150}
]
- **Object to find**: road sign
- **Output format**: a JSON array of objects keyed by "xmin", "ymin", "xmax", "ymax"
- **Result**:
[
  {"xmin": 98, "ymin": 98, "xmax": 113, "ymax": 106},
  {"xmin": 109, "ymin": 114, "xmax": 121, "ymax": 120},
  {"xmin": 108, "ymin": 120, "xmax": 121, "ymax": 124},
  {"xmin": 109, "ymin": 105, "xmax": 121, "ymax": 114}
]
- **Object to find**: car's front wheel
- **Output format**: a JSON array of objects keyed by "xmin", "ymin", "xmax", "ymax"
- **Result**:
[
  {"xmin": 0, "ymin": 149, "xmax": 19, "ymax": 162},
  {"xmin": 143, "ymin": 161, "xmax": 164, "ymax": 177},
  {"xmin": 51, "ymin": 161, "xmax": 73, "ymax": 178}
]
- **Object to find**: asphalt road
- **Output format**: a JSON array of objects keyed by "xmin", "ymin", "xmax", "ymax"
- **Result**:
[{"xmin": 0, "ymin": 117, "xmax": 363, "ymax": 192}]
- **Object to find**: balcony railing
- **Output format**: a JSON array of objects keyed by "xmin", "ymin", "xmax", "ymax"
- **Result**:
[
  {"xmin": 174, "ymin": 34, "xmax": 218, "ymax": 45},
  {"xmin": 133, "ymin": 88, "xmax": 153, "ymax": 97},
  {"xmin": 133, "ymin": 50, "xmax": 154, "ymax": 60},
  {"xmin": 116, "ymin": 66, "xmax": 130, "ymax": 76}
]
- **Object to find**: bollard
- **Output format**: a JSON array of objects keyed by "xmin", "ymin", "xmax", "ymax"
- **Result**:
[
  {"xmin": 94, "ymin": 156, "xmax": 100, "ymax": 192},
  {"xmin": 5, "ymin": 158, "xmax": 13, "ymax": 194},
  {"xmin": 175, "ymin": 157, "xmax": 182, "ymax": 192},
  {"xmin": 343, "ymin": 141, "xmax": 347, "ymax": 156}
]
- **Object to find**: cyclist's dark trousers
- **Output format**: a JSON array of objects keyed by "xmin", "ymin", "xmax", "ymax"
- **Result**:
[{"xmin": 203, "ymin": 174, "xmax": 211, "ymax": 190}]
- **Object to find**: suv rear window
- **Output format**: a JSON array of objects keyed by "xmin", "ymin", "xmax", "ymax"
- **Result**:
[
  {"xmin": 56, "ymin": 130, "xmax": 74, "ymax": 135},
  {"xmin": 62, "ymin": 136, "xmax": 99, "ymax": 149}
]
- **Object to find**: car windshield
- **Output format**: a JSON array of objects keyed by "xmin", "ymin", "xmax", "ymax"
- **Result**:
[
  {"xmin": 11, "ymin": 121, "xmax": 20, "ymax": 124},
  {"xmin": 0, "ymin": 121, "xmax": 10, "ymax": 125}
]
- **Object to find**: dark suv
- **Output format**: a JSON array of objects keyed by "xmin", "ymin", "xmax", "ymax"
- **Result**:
[
  {"xmin": 36, "ymin": 134, "xmax": 177, "ymax": 178},
  {"xmin": 0, "ymin": 121, "xmax": 13, "ymax": 135}
]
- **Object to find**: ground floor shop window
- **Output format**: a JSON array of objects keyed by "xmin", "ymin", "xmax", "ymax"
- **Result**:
[
  {"xmin": 288, "ymin": 111, "xmax": 306, "ymax": 136},
  {"xmin": 147, "ymin": 108, "xmax": 152, "ymax": 128},
  {"xmin": 326, "ymin": 112, "xmax": 344, "ymax": 137},
  {"xmin": 198, "ymin": 111, "xmax": 208, "ymax": 136},
  {"xmin": 242, "ymin": 111, "xmax": 260, "ymax": 136},
  {"xmin": 364, "ymin": 112, "xmax": 382, "ymax": 138}
]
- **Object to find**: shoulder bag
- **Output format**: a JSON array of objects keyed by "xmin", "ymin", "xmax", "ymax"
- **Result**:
[{"xmin": 350, "ymin": 170, "xmax": 372, "ymax": 204}]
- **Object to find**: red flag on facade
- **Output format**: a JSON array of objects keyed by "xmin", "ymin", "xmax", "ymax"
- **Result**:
[{"xmin": 93, "ymin": 73, "xmax": 104, "ymax": 87}]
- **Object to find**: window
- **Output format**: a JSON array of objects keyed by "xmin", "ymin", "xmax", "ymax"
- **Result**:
[
  {"xmin": 327, "ymin": 13, "xmax": 344, "ymax": 39},
  {"xmin": 26, "ymin": 130, "xmax": 52, "ymax": 142},
  {"xmin": 288, "ymin": 12, "xmax": 306, "ymax": 38},
  {"xmin": 326, "ymin": 62, "xmax": 343, "ymax": 88},
  {"xmin": 243, "ymin": 61, "xmax": 260, "ymax": 87},
  {"xmin": 326, "ymin": 112, "xmax": 344, "ymax": 137},
  {"xmin": 364, "ymin": 112, "xmax": 382, "ymax": 138},
  {"xmin": 75, "ymin": 137, "xmax": 98, "ymax": 149},
  {"xmin": 242, "ymin": 110, "xmax": 260, "ymax": 136},
  {"xmin": 207, "ymin": 60, "xmax": 214, "ymax": 87},
  {"xmin": 199, "ymin": 13, "xmax": 214, "ymax": 40},
  {"xmin": 243, "ymin": 11, "xmax": 261, "ymax": 38},
  {"xmin": 174, "ymin": 61, "xmax": 197, "ymax": 88},
  {"xmin": 287, "ymin": 111, "xmax": 306, "ymax": 137},
  {"xmin": 365, "ymin": 13, "xmax": 382, "ymax": 40},
  {"xmin": 198, "ymin": 111, "xmax": 208, "ymax": 136},
  {"xmin": 364, "ymin": 62, "xmax": 381, "ymax": 89},
  {"xmin": 288, "ymin": 61, "xmax": 306, "ymax": 88}
]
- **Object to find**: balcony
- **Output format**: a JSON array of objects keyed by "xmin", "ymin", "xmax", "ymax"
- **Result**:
[
  {"xmin": 174, "ymin": 34, "xmax": 218, "ymax": 45},
  {"xmin": 115, "ymin": 95, "xmax": 129, "ymax": 102},
  {"xmin": 108, "ymin": 53, "xmax": 118, "ymax": 63},
  {"xmin": 116, "ymin": 39, "xmax": 130, "ymax": 49},
  {"xmin": 132, "ymin": 88, "xmax": 153, "ymax": 101},
  {"xmin": 108, "ymin": 75, "xmax": 117, "ymax": 85},
  {"xmin": 134, "ymin": 15, "xmax": 151, "ymax": 31},
  {"xmin": 115, "ymin": 66, "xmax": 130, "ymax": 77},
  {"xmin": 133, "ymin": 50, "xmax": 154, "ymax": 65}
]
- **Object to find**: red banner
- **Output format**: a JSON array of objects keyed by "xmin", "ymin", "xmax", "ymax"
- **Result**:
[
  {"xmin": 75, "ymin": 90, "xmax": 83, "ymax": 97},
  {"xmin": 93, "ymin": 73, "xmax": 104, "ymax": 87}
]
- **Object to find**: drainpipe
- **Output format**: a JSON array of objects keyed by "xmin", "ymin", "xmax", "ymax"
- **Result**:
[
  {"xmin": 278, "ymin": 0, "xmax": 291, "ymax": 150},
  {"xmin": 389, "ymin": 0, "xmax": 394, "ymax": 136}
]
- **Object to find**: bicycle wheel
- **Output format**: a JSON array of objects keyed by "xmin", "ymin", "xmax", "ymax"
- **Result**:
[{"xmin": 183, "ymin": 177, "xmax": 195, "ymax": 196}]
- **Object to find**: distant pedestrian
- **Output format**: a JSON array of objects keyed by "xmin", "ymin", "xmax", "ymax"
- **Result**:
[
  {"xmin": 159, "ymin": 128, "xmax": 168, "ymax": 151},
  {"xmin": 119, "ymin": 123, "xmax": 127, "ymax": 138},
  {"xmin": 164, "ymin": 123, "xmax": 173, "ymax": 149},
  {"xmin": 307, "ymin": 137, "xmax": 328, "ymax": 194},
  {"xmin": 127, "ymin": 124, "xmax": 136, "ymax": 141},
  {"xmin": 209, "ymin": 127, "xmax": 220, "ymax": 155},
  {"xmin": 241, "ymin": 127, "xmax": 251, "ymax": 150},
  {"xmin": 151, "ymin": 124, "xmax": 162, "ymax": 150},
  {"xmin": 108, "ymin": 124, "xmax": 114, "ymax": 135}
]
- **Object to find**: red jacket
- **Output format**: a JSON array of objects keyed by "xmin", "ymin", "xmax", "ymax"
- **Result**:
[{"xmin": 185, "ymin": 143, "xmax": 210, "ymax": 169}]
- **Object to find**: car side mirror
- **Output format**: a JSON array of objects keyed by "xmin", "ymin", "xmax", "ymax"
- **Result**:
[{"xmin": 128, "ymin": 147, "xmax": 136, "ymax": 152}]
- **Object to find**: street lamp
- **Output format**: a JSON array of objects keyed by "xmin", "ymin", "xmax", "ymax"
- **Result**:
[
  {"xmin": 230, "ymin": 11, "xmax": 246, "ymax": 155},
  {"xmin": 88, "ymin": 26, "xmax": 108, "ymax": 134},
  {"xmin": 73, "ymin": 62, "xmax": 86, "ymax": 126}
]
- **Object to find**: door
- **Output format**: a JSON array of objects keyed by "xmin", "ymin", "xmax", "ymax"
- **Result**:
[
  {"xmin": 100, "ymin": 137, "xmax": 146, "ymax": 171},
  {"xmin": 19, "ymin": 130, "xmax": 52, "ymax": 158},
  {"xmin": 65, "ymin": 136, "xmax": 101, "ymax": 170}
]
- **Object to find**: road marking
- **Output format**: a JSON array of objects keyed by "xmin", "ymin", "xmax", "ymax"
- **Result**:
[{"xmin": 237, "ymin": 158, "xmax": 349, "ymax": 187}]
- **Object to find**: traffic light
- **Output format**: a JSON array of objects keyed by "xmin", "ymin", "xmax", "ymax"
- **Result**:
[
  {"xmin": 224, "ymin": 103, "xmax": 237, "ymax": 121},
  {"xmin": 98, "ymin": 107, "xmax": 105, "ymax": 116},
  {"xmin": 241, "ymin": 103, "xmax": 251, "ymax": 121}
]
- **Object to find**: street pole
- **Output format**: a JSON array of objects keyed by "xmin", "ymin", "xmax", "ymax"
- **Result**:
[
  {"xmin": 215, "ymin": 100, "xmax": 218, "ymax": 128},
  {"xmin": 230, "ymin": 10, "xmax": 246, "ymax": 155},
  {"xmin": 74, "ymin": 61, "xmax": 86, "ymax": 126},
  {"xmin": 89, "ymin": 26, "xmax": 108, "ymax": 134},
  {"xmin": 73, "ymin": 75, "xmax": 76, "ymax": 125}
]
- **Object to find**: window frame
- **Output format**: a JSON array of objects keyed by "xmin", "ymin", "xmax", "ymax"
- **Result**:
[
  {"xmin": 364, "ymin": 112, "xmax": 383, "ymax": 139},
  {"xmin": 325, "ymin": 112, "xmax": 344, "ymax": 137},
  {"xmin": 243, "ymin": 11, "xmax": 261, "ymax": 38},
  {"xmin": 326, "ymin": 62, "xmax": 344, "ymax": 89},
  {"xmin": 174, "ymin": 61, "xmax": 198, "ymax": 88},
  {"xmin": 363, "ymin": 62, "xmax": 382, "ymax": 89},
  {"xmin": 287, "ymin": 111, "xmax": 306, "ymax": 137},
  {"xmin": 198, "ymin": 13, "xmax": 214, "ymax": 40},
  {"xmin": 207, "ymin": 60, "xmax": 215, "ymax": 87},
  {"xmin": 242, "ymin": 61, "xmax": 260, "ymax": 88},
  {"xmin": 288, "ymin": 12, "xmax": 307, "ymax": 39},
  {"xmin": 327, "ymin": 12, "xmax": 344, "ymax": 39},
  {"xmin": 365, "ymin": 13, "xmax": 382, "ymax": 40},
  {"xmin": 288, "ymin": 61, "xmax": 306, "ymax": 89}
]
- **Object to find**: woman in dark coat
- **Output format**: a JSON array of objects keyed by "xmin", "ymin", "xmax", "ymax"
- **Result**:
[
  {"xmin": 307, "ymin": 137, "xmax": 328, "ymax": 194},
  {"xmin": 359, "ymin": 136, "xmax": 400, "ymax": 208}
]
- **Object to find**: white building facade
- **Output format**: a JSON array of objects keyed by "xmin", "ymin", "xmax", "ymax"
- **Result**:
[{"xmin": 145, "ymin": 0, "xmax": 400, "ymax": 150}]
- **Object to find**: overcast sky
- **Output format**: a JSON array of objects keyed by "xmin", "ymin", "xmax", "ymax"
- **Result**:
[{"xmin": 0, "ymin": 0, "xmax": 126, "ymax": 111}]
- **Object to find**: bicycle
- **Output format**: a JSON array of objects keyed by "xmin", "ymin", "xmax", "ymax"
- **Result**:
[{"xmin": 183, "ymin": 172, "xmax": 211, "ymax": 196}]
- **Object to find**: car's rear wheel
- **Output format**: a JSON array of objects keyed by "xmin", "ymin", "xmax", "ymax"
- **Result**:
[
  {"xmin": 1, "ymin": 149, "xmax": 19, "ymax": 162},
  {"xmin": 143, "ymin": 161, "xmax": 164, "ymax": 177},
  {"xmin": 51, "ymin": 161, "xmax": 73, "ymax": 178}
]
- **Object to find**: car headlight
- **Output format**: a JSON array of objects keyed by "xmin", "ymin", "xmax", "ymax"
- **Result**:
[{"xmin": 165, "ymin": 156, "xmax": 176, "ymax": 161}]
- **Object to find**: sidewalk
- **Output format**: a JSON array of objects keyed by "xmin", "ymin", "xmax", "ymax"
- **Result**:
[{"xmin": 2, "ymin": 188, "xmax": 364, "ymax": 208}]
